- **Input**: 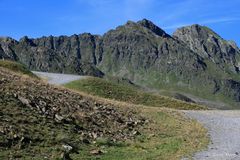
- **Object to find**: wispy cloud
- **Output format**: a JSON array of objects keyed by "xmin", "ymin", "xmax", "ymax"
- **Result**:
[
  {"xmin": 200, "ymin": 17, "xmax": 240, "ymax": 24},
  {"xmin": 162, "ymin": 17, "xmax": 240, "ymax": 30},
  {"xmin": 158, "ymin": 0, "xmax": 198, "ymax": 22},
  {"xmin": 162, "ymin": 23, "xmax": 191, "ymax": 30}
]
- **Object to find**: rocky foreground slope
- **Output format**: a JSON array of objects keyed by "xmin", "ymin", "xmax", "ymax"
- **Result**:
[
  {"xmin": 1, "ymin": 19, "xmax": 240, "ymax": 108},
  {"xmin": 0, "ymin": 67, "xmax": 146, "ymax": 159}
]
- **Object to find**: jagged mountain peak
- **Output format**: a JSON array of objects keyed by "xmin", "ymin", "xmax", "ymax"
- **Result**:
[
  {"xmin": 0, "ymin": 37, "xmax": 18, "ymax": 60},
  {"xmin": 19, "ymin": 36, "xmax": 36, "ymax": 47},
  {"xmin": 0, "ymin": 36, "xmax": 18, "ymax": 44},
  {"xmin": 137, "ymin": 18, "xmax": 157, "ymax": 27},
  {"xmin": 173, "ymin": 23, "xmax": 239, "ymax": 52},
  {"xmin": 173, "ymin": 24, "xmax": 224, "ymax": 40},
  {"xmin": 228, "ymin": 40, "xmax": 240, "ymax": 51},
  {"xmin": 173, "ymin": 23, "xmax": 238, "ymax": 51},
  {"xmin": 19, "ymin": 36, "xmax": 31, "ymax": 42},
  {"xmin": 173, "ymin": 24, "xmax": 240, "ymax": 74},
  {"xmin": 137, "ymin": 19, "xmax": 170, "ymax": 37},
  {"xmin": 115, "ymin": 19, "xmax": 170, "ymax": 38}
]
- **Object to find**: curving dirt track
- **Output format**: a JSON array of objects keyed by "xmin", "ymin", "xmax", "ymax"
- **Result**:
[
  {"xmin": 32, "ymin": 71, "xmax": 86, "ymax": 85},
  {"xmin": 183, "ymin": 110, "xmax": 240, "ymax": 160}
]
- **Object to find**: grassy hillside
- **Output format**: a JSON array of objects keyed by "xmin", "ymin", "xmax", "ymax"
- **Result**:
[
  {"xmin": 72, "ymin": 107, "xmax": 208, "ymax": 160},
  {"xmin": 0, "ymin": 67, "xmax": 209, "ymax": 159},
  {"xmin": 64, "ymin": 77, "xmax": 206, "ymax": 110},
  {"xmin": 0, "ymin": 60, "xmax": 37, "ymax": 78}
]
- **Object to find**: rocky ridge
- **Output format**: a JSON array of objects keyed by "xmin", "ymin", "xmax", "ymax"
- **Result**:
[{"xmin": 1, "ymin": 19, "xmax": 240, "ymax": 108}]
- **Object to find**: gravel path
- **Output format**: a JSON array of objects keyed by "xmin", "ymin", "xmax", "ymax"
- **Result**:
[
  {"xmin": 183, "ymin": 110, "xmax": 240, "ymax": 160},
  {"xmin": 32, "ymin": 71, "xmax": 86, "ymax": 85}
]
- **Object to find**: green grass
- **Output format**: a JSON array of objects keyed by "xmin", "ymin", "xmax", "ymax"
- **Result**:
[
  {"xmin": 0, "ymin": 60, "xmax": 37, "ymax": 78},
  {"xmin": 71, "ymin": 107, "xmax": 208, "ymax": 160},
  {"xmin": 64, "ymin": 77, "xmax": 206, "ymax": 110}
]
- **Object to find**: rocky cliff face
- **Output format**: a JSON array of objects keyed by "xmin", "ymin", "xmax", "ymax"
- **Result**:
[
  {"xmin": 0, "ymin": 46, "xmax": 5, "ymax": 58},
  {"xmin": 173, "ymin": 25, "xmax": 240, "ymax": 73},
  {"xmin": 0, "ymin": 19, "xmax": 240, "ymax": 108},
  {"xmin": 0, "ymin": 37, "xmax": 18, "ymax": 60},
  {"xmin": 0, "ymin": 35, "xmax": 104, "ymax": 77},
  {"xmin": 99, "ymin": 20, "xmax": 207, "ymax": 89}
]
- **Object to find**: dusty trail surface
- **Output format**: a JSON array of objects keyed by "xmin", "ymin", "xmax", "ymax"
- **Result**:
[
  {"xmin": 32, "ymin": 71, "xmax": 86, "ymax": 85},
  {"xmin": 183, "ymin": 110, "xmax": 240, "ymax": 160}
]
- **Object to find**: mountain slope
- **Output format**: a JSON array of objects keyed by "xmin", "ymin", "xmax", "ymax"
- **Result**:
[
  {"xmin": 173, "ymin": 24, "xmax": 240, "ymax": 74},
  {"xmin": 98, "ymin": 20, "xmax": 240, "ymax": 108},
  {"xmin": 99, "ymin": 20, "xmax": 206, "ymax": 82},
  {"xmin": 0, "ymin": 19, "xmax": 240, "ymax": 108},
  {"xmin": 173, "ymin": 24, "xmax": 240, "ymax": 107}
]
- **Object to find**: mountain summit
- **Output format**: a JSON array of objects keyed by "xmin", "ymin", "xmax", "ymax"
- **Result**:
[
  {"xmin": 137, "ymin": 19, "xmax": 170, "ymax": 37},
  {"xmin": 173, "ymin": 24, "xmax": 240, "ymax": 73},
  {"xmin": 0, "ymin": 19, "xmax": 240, "ymax": 108}
]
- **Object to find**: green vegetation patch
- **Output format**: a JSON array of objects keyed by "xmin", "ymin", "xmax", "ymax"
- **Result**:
[
  {"xmin": 0, "ymin": 60, "xmax": 37, "ymax": 78},
  {"xmin": 64, "ymin": 77, "xmax": 206, "ymax": 110}
]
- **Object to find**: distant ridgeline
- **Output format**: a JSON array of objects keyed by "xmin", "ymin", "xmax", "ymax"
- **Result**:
[{"xmin": 1, "ymin": 19, "xmax": 240, "ymax": 108}]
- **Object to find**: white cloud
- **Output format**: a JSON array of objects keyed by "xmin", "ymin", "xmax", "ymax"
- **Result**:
[
  {"xmin": 200, "ymin": 17, "xmax": 240, "ymax": 24},
  {"xmin": 158, "ymin": 0, "xmax": 197, "ymax": 22},
  {"xmin": 162, "ymin": 17, "xmax": 240, "ymax": 30}
]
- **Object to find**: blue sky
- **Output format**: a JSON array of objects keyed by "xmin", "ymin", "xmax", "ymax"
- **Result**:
[{"xmin": 0, "ymin": 0, "xmax": 240, "ymax": 46}]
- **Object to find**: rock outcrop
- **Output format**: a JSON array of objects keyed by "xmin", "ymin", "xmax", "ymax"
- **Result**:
[
  {"xmin": 173, "ymin": 24, "xmax": 240, "ymax": 73},
  {"xmin": 0, "ymin": 35, "xmax": 104, "ymax": 77},
  {"xmin": 0, "ymin": 37, "xmax": 18, "ymax": 60}
]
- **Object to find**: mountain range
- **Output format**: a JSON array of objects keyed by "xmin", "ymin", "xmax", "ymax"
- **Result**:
[{"xmin": 1, "ymin": 19, "xmax": 240, "ymax": 108}]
